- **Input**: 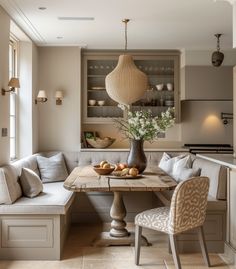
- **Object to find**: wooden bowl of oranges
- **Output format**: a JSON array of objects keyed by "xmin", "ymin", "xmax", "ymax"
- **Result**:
[{"xmin": 93, "ymin": 161, "xmax": 115, "ymax": 175}]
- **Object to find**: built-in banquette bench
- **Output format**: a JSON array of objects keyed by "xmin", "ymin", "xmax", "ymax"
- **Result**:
[
  {"xmin": 0, "ymin": 150, "xmax": 227, "ymax": 260},
  {"xmin": 0, "ymin": 153, "xmax": 75, "ymax": 260}
]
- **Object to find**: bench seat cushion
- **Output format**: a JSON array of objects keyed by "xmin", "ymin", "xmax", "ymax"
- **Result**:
[{"xmin": 0, "ymin": 182, "xmax": 75, "ymax": 215}]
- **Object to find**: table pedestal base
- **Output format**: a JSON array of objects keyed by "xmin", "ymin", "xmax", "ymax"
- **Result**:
[
  {"xmin": 92, "ymin": 191, "xmax": 150, "ymax": 247},
  {"xmin": 92, "ymin": 231, "xmax": 150, "ymax": 247}
]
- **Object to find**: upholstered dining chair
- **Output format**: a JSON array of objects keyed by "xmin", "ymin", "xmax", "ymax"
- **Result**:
[{"xmin": 135, "ymin": 176, "xmax": 210, "ymax": 269}]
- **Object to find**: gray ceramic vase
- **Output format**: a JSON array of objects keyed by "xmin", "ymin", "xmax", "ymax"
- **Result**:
[{"xmin": 127, "ymin": 139, "xmax": 147, "ymax": 173}]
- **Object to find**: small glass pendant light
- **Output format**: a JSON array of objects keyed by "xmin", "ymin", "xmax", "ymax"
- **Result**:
[{"xmin": 211, "ymin": 34, "xmax": 224, "ymax": 67}]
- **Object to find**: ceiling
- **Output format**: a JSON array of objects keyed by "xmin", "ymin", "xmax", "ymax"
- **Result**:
[{"xmin": 0, "ymin": 0, "xmax": 233, "ymax": 49}]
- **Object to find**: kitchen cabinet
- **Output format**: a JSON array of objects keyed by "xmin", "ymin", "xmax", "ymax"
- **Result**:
[
  {"xmin": 81, "ymin": 50, "xmax": 180, "ymax": 124},
  {"xmin": 182, "ymin": 66, "xmax": 233, "ymax": 100}
]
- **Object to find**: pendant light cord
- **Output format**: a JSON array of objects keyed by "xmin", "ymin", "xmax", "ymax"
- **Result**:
[
  {"xmin": 217, "ymin": 36, "xmax": 220, "ymax": 51},
  {"xmin": 123, "ymin": 19, "xmax": 130, "ymax": 51},
  {"xmin": 125, "ymin": 22, "xmax": 127, "ymax": 50},
  {"xmin": 215, "ymin": 34, "xmax": 222, "ymax": 52}
]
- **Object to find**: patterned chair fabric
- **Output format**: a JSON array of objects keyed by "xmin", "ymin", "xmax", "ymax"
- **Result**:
[{"xmin": 135, "ymin": 177, "xmax": 209, "ymax": 235}]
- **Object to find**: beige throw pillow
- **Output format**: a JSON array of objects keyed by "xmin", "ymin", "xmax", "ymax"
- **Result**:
[
  {"xmin": 0, "ymin": 166, "xmax": 22, "ymax": 204},
  {"xmin": 37, "ymin": 153, "xmax": 68, "ymax": 183},
  {"xmin": 20, "ymin": 168, "xmax": 43, "ymax": 198}
]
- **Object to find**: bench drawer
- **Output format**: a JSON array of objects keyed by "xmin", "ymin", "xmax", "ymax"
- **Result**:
[{"xmin": 1, "ymin": 217, "xmax": 53, "ymax": 248}]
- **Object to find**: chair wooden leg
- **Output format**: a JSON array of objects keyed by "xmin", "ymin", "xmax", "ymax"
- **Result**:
[
  {"xmin": 198, "ymin": 226, "xmax": 211, "ymax": 267},
  {"xmin": 135, "ymin": 225, "xmax": 142, "ymax": 265},
  {"xmin": 169, "ymin": 234, "xmax": 182, "ymax": 269}
]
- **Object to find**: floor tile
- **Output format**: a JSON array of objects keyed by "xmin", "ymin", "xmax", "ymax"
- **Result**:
[
  {"xmin": 164, "ymin": 253, "xmax": 228, "ymax": 269},
  {"xmin": 83, "ymin": 259, "xmax": 166, "ymax": 269},
  {"xmin": 82, "ymin": 246, "xmax": 134, "ymax": 260},
  {"xmin": 138, "ymin": 246, "xmax": 172, "ymax": 263}
]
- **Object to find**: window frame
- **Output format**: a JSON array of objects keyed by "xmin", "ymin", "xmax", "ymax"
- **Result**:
[{"xmin": 9, "ymin": 35, "xmax": 19, "ymax": 161}]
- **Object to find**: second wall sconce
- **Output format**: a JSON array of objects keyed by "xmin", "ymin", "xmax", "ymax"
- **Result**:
[
  {"xmin": 55, "ymin": 90, "xmax": 64, "ymax": 105},
  {"xmin": 35, "ymin": 90, "xmax": 47, "ymax": 104},
  {"xmin": 2, "ymin": 77, "xmax": 20, "ymax": 95}
]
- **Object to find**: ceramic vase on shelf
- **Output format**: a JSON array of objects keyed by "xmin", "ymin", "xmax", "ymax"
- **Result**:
[{"xmin": 127, "ymin": 139, "xmax": 147, "ymax": 173}]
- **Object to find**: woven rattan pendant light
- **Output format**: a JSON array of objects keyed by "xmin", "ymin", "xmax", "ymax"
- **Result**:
[{"xmin": 105, "ymin": 19, "xmax": 148, "ymax": 105}]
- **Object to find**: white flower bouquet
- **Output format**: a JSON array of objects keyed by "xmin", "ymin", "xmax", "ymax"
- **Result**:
[{"xmin": 115, "ymin": 106, "xmax": 175, "ymax": 141}]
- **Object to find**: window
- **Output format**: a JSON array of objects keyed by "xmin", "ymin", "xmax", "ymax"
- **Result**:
[{"xmin": 9, "ymin": 38, "xmax": 18, "ymax": 160}]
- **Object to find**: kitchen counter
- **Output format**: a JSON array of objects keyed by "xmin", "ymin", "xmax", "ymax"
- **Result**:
[{"xmin": 197, "ymin": 153, "xmax": 236, "ymax": 169}]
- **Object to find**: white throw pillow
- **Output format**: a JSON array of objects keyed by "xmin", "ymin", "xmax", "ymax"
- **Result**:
[
  {"xmin": 172, "ymin": 155, "xmax": 192, "ymax": 178},
  {"xmin": 176, "ymin": 167, "xmax": 201, "ymax": 182},
  {"xmin": 158, "ymin": 152, "xmax": 184, "ymax": 175},
  {"xmin": 37, "ymin": 153, "xmax": 68, "ymax": 183},
  {"xmin": 0, "ymin": 166, "xmax": 22, "ymax": 204},
  {"xmin": 20, "ymin": 168, "xmax": 43, "ymax": 198},
  {"xmin": 172, "ymin": 155, "xmax": 200, "ymax": 182}
]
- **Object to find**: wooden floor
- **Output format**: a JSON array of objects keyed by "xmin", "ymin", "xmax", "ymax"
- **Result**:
[{"xmin": 0, "ymin": 224, "xmax": 230, "ymax": 269}]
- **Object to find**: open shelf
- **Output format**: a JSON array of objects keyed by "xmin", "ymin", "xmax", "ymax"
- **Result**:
[{"xmin": 82, "ymin": 50, "xmax": 180, "ymax": 124}]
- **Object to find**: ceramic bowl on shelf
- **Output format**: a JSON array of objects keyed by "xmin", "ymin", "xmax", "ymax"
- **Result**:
[
  {"xmin": 156, "ymin": 84, "xmax": 164, "ymax": 91},
  {"xmin": 98, "ymin": 100, "xmax": 105, "ymax": 106},
  {"xmin": 86, "ymin": 137, "xmax": 116, "ymax": 149},
  {"xmin": 88, "ymin": 100, "xmax": 96, "ymax": 106},
  {"xmin": 166, "ymin": 83, "xmax": 173, "ymax": 91}
]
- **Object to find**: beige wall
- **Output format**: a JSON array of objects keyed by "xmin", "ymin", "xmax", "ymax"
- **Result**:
[
  {"xmin": 183, "ymin": 66, "xmax": 233, "ymax": 100},
  {"xmin": 182, "ymin": 101, "xmax": 233, "ymax": 145},
  {"xmin": 38, "ymin": 47, "xmax": 81, "ymax": 152},
  {"xmin": 0, "ymin": 7, "xmax": 10, "ymax": 165}
]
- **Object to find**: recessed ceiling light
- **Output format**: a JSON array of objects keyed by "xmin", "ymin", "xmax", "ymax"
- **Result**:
[
  {"xmin": 57, "ymin": 36, "xmax": 63, "ymax": 39},
  {"xmin": 38, "ymin": 7, "xmax": 47, "ymax": 10},
  {"xmin": 58, "ymin": 17, "xmax": 94, "ymax": 21}
]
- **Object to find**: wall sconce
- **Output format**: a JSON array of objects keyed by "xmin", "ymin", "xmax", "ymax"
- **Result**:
[
  {"xmin": 55, "ymin": 90, "xmax": 64, "ymax": 105},
  {"xmin": 2, "ymin": 77, "xmax": 20, "ymax": 95},
  {"xmin": 35, "ymin": 90, "xmax": 47, "ymax": 104},
  {"xmin": 221, "ymin": 112, "xmax": 233, "ymax": 125}
]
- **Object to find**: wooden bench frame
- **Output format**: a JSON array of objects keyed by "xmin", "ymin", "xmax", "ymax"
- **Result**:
[{"xmin": 0, "ymin": 205, "xmax": 73, "ymax": 260}]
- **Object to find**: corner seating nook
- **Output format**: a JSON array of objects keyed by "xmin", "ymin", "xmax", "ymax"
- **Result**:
[{"xmin": 0, "ymin": 151, "xmax": 227, "ymax": 260}]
